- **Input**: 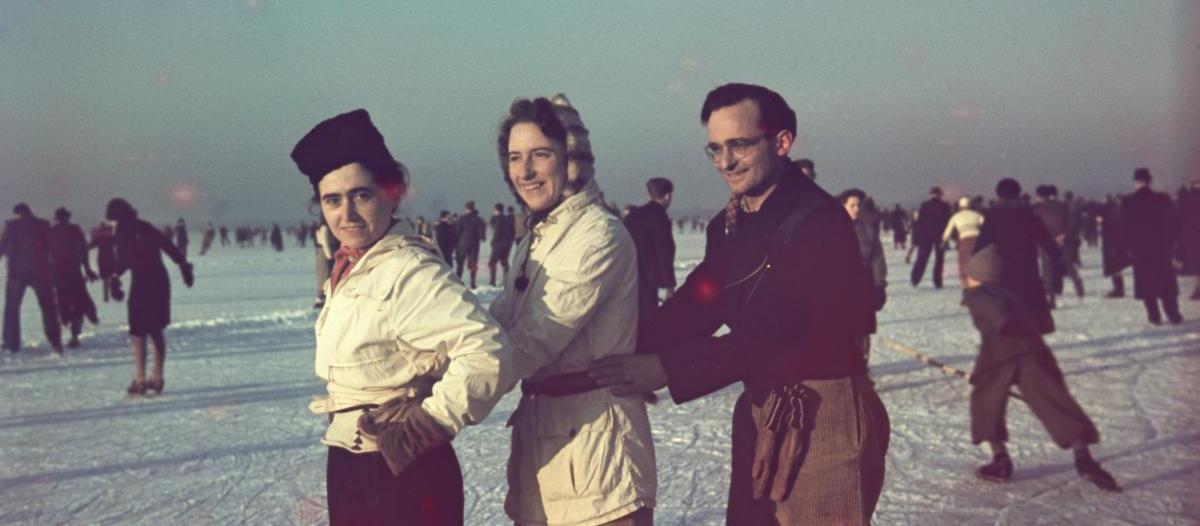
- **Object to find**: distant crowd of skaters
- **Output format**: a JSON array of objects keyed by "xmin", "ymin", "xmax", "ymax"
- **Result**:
[{"xmin": 4, "ymin": 81, "xmax": 1199, "ymax": 524}]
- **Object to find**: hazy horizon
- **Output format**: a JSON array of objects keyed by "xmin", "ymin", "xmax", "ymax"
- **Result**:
[{"xmin": 2, "ymin": 1, "xmax": 1197, "ymax": 227}]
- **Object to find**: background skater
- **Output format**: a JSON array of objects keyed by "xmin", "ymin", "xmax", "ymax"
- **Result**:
[{"xmin": 961, "ymin": 246, "xmax": 1120, "ymax": 492}]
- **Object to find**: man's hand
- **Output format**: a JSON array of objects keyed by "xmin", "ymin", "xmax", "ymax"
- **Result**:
[{"xmin": 589, "ymin": 354, "xmax": 667, "ymax": 396}]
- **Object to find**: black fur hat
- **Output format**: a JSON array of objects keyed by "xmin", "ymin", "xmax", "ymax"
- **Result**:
[{"xmin": 290, "ymin": 109, "xmax": 398, "ymax": 189}]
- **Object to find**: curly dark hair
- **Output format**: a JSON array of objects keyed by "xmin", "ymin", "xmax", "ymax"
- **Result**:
[{"xmin": 496, "ymin": 98, "xmax": 569, "ymax": 178}]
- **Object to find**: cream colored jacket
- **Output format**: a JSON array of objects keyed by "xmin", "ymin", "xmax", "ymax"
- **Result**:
[
  {"xmin": 491, "ymin": 180, "xmax": 656, "ymax": 526},
  {"xmin": 943, "ymin": 208, "xmax": 985, "ymax": 243},
  {"xmin": 310, "ymin": 221, "xmax": 515, "ymax": 453}
]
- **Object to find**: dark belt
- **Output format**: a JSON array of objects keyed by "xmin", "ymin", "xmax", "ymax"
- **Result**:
[{"xmin": 521, "ymin": 371, "xmax": 600, "ymax": 397}]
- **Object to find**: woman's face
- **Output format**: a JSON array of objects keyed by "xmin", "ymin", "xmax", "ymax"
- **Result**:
[
  {"xmin": 317, "ymin": 162, "xmax": 399, "ymax": 249},
  {"xmin": 506, "ymin": 122, "xmax": 568, "ymax": 213},
  {"xmin": 843, "ymin": 196, "xmax": 861, "ymax": 221}
]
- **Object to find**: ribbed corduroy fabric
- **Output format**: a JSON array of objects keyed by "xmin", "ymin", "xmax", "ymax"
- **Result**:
[{"xmin": 727, "ymin": 375, "xmax": 889, "ymax": 525}]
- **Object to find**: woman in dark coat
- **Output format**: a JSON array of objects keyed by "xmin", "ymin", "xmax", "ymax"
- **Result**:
[{"xmin": 106, "ymin": 198, "xmax": 193, "ymax": 395}]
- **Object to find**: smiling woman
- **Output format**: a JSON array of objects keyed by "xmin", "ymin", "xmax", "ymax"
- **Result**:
[
  {"xmin": 289, "ymin": 109, "xmax": 516, "ymax": 525},
  {"xmin": 489, "ymin": 95, "xmax": 657, "ymax": 526}
]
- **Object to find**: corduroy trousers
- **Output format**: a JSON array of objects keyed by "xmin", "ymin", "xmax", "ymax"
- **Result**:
[{"xmin": 727, "ymin": 375, "xmax": 889, "ymax": 525}]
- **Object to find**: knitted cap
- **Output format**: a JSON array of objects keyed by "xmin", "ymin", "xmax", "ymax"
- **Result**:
[
  {"xmin": 290, "ymin": 109, "xmax": 398, "ymax": 189},
  {"xmin": 548, "ymin": 94, "xmax": 594, "ymax": 195},
  {"xmin": 966, "ymin": 245, "xmax": 1003, "ymax": 283}
]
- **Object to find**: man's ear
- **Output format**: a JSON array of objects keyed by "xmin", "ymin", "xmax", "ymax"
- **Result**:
[{"xmin": 773, "ymin": 129, "xmax": 795, "ymax": 158}]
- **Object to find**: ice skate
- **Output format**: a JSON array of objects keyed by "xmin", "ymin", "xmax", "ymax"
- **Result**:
[
  {"xmin": 126, "ymin": 380, "xmax": 146, "ymax": 396},
  {"xmin": 975, "ymin": 454, "xmax": 1013, "ymax": 483},
  {"xmin": 1075, "ymin": 456, "xmax": 1121, "ymax": 492}
]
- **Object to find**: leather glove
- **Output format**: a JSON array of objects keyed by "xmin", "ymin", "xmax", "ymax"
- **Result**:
[
  {"xmin": 85, "ymin": 269, "xmax": 98, "ymax": 282},
  {"xmin": 358, "ymin": 398, "xmax": 453, "ymax": 476},
  {"xmin": 180, "ymin": 263, "xmax": 194, "ymax": 288}
]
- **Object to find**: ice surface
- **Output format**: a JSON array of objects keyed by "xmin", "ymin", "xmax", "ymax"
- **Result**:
[{"xmin": 1, "ymin": 231, "xmax": 1197, "ymax": 525}]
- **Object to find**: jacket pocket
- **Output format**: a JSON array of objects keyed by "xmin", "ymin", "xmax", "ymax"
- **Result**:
[
  {"xmin": 530, "ymin": 392, "xmax": 617, "ymax": 501},
  {"xmin": 327, "ymin": 340, "xmax": 401, "ymax": 390}
]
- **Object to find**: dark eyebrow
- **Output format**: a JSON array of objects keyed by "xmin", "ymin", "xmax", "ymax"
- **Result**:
[{"xmin": 320, "ymin": 186, "xmax": 374, "ymax": 199}]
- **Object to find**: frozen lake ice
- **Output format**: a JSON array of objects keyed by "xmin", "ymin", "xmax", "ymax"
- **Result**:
[{"xmin": 1, "ymin": 228, "xmax": 1197, "ymax": 525}]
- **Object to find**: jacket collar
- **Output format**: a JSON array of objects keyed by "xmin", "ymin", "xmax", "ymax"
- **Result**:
[
  {"xmin": 345, "ymin": 220, "xmax": 433, "ymax": 275},
  {"xmin": 530, "ymin": 178, "xmax": 603, "ymax": 240}
]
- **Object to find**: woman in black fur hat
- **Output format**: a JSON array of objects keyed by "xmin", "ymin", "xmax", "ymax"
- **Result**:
[{"xmin": 291, "ymin": 109, "xmax": 514, "ymax": 525}]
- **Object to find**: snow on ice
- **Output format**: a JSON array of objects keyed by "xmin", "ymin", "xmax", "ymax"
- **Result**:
[{"xmin": 0, "ymin": 231, "xmax": 1197, "ymax": 525}]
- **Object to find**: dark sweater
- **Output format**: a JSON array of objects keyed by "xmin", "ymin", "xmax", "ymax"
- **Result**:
[{"xmin": 641, "ymin": 170, "xmax": 876, "ymax": 403}]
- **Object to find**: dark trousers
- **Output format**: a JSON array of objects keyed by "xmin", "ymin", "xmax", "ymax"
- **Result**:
[
  {"xmin": 327, "ymin": 444, "xmax": 464, "ymax": 526},
  {"xmin": 3, "ymin": 276, "xmax": 61, "ymax": 351},
  {"xmin": 970, "ymin": 353, "xmax": 1099, "ymax": 448},
  {"xmin": 1142, "ymin": 296, "xmax": 1182, "ymax": 324},
  {"xmin": 910, "ymin": 241, "xmax": 945, "ymax": 288}
]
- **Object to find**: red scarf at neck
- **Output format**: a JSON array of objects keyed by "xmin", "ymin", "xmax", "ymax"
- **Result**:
[{"xmin": 329, "ymin": 245, "xmax": 369, "ymax": 294}]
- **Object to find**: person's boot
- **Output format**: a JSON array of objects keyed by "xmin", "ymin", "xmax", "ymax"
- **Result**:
[
  {"xmin": 975, "ymin": 453, "xmax": 1013, "ymax": 483},
  {"xmin": 146, "ymin": 378, "xmax": 165, "ymax": 395},
  {"xmin": 1163, "ymin": 297, "xmax": 1183, "ymax": 325},
  {"xmin": 1075, "ymin": 456, "xmax": 1121, "ymax": 492},
  {"xmin": 1105, "ymin": 276, "xmax": 1125, "ymax": 298},
  {"xmin": 126, "ymin": 379, "xmax": 146, "ymax": 396},
  {"xmin": 1144, "ymin": 299, "xmax": 1163, "ymax": 325},
  {"xmin": 67, "ymin": 335, "xmax": 80, "ymax": 348}
]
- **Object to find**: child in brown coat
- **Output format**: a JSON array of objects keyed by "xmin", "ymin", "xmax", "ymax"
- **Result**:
[{"xmin": 962, "ymin": 246, "xmax": 1120, "ymax": 492}]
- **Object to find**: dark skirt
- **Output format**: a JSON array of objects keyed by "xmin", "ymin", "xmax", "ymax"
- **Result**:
[
  {"xmin": 326, "ymin": 444, "xmax": 464, "ymax": 526},
  {"xmin": 127, "ymin": 265, "xmax": 170, "ymax": 335}
]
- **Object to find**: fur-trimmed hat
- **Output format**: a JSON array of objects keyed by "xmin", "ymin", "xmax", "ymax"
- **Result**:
[
  {"xmin": 290, "ymin": 109, "xmax": 399, "ymax": 190},
  {"xmin": 548, "ymin": 94, "xmax": 595, "ymax": 195},
  {"xmin": 966, "ymin": 245, "xmax": 1002, "ymax": 283}
]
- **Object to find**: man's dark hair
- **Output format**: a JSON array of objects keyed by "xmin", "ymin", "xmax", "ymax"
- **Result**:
[
  {"xmin": 494, "ymin": 203, "xmax": 504, "ymax": 212},
  {"xmin": 439, "ymin": 210, "xmax": 450, "ymax": 219},
  {"xmin": 13, "ymin": 203, "xmax": 31, "ymax": 216},
  {"xmin": 646, "ymin": 177, "xmax": 673, "ymax": 199},
  {"xmin": 929, "ymin": 186, "xmax": 943, "ymax": 197},
  {"xmin": 496, "ymin": 97, "xmax": 569, "ymax": 178},
  {"xmin": 1035, "ymin": 184, "xmax": 1052, "ymax": 198},
  {"xmin": 465, "ymin": 201, "xmax": 476, "ymax": 211},
  {"xmin": 700, "ymin": 83, "xmax": 797, "ymax": 136},
  {"xmin": 837, "ymin": 188, "xmax": 866, "ymax": 204},
  {"xmin": 1133, "ymin": 167, "xmax": 1152, "ymax": 183},
  {"xmin": 996, "ymin": 178, "xmax": 1022, "ymax": 199}
]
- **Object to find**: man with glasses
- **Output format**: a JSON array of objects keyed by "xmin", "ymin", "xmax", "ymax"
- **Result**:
[{"xmin": 591, "ymin": 83, "xmax": 889, "ymax": 524}]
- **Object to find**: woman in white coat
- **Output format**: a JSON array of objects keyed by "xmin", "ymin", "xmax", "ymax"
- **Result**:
[
  {"xmin": 290, "ymin": 109, "xmax": 515, "ymax": 525},
  {"xmin": 490, "ymin": 95, "xmax": 656, "ymax": 526}
]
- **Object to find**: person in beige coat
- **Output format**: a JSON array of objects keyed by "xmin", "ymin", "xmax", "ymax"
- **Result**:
[
  {"xmin": 291, "ymin": 109, "xmax": 515, "ymax": 525},
  {"xmin": 490, "ymin": 95, "xmax": 656, "ymax": 526},
  {"xmin": 943, "ymin": 196, "xmax": 985, "ymax": 288}
]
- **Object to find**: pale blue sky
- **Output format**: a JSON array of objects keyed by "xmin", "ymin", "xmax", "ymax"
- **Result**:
[{"xmin": 1, "ymin": 1, "xmax": 1195, "ymax": 225}]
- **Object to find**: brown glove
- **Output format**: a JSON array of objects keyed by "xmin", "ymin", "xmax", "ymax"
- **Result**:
[{"xmin": 358, "ymin": 398, "xmax": 453, "ymax": 477}]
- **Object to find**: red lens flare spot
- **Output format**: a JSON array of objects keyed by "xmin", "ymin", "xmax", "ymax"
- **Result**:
[
  {"xmin": 694, "ymin": 277, "xmax": 718, "ymax": 304},
  {"xmin": 169, "ymin": 181, "xmax": 199, "ymax": 209}
]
